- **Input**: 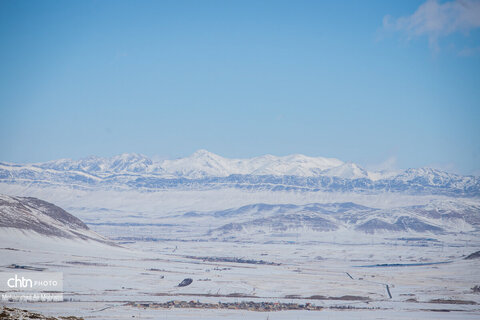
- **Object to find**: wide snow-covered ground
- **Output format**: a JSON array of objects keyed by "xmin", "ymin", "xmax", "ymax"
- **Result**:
[
  {"xmin": 1, "ymin": 223, "xmax": 480, "ymax": 319},
  {"xmin": 1, "ymin": 182, "xmax": 479, "ymax": 319}
]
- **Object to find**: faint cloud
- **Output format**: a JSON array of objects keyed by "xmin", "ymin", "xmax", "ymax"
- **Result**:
[
  {"xmin": 383, "ymin": 0, "xmax": 480, "ymax": 51},
  {"xmin": 427, "ymin": 162, "xmax": 460, "ymax": 174},
  {"xmin": 110, "ymin": 51, "xmax": 129, "ymax": 64},
  {"xmin": 366, "ymin": 156, "xmax": 398, "ymax": 172},
  {"xmin": 151, "ymin": 154, "xmax": 169, "ymax": 162},
  {"xmin": 115, "ymin": 51, "xmax": 129, "ymax": 58},
  {"xmin": 458, "ymin": 45, "xmax": 480, "ymax": 56}
]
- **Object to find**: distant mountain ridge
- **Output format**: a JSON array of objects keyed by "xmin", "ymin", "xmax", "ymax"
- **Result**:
[
  {"xmin": 0, "ymin": 150, "xmax": 479, "ymax": 197},
  {"xmin": 13, "ymin": 150, "xmax": 347, "ymax": 178},
  {"xmin": 203, "ymin": 200, "xmax": 480, "ymax": 238}
]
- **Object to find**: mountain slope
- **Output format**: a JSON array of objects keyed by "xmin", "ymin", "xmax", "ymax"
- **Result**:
[{"xmin": 0, "ymin": 194, "xmax": 111, "ymax": 243}]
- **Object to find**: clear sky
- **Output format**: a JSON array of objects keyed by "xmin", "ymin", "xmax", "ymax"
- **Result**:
[{"xmin": 1, "ymin": 0, "xmax": 479, "ymax": 174}]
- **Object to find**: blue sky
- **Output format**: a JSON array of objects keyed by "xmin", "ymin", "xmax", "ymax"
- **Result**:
[{"xmin": 1, "ymin": 0, "xmax": 479, "ymax": 174}]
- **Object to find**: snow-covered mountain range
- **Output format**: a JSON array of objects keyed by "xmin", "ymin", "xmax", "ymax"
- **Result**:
[
  {"xmin": 1, "ymin": 150, "xmax": 351, "ymax": 178},
  {"xmin": 0, "ymin": 150, "xmax": 478, "ymax": 196}
]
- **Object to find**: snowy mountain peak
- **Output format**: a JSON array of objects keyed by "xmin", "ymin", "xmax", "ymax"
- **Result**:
[
  {"xmin": 190, "ymin": 149, "xmax": 219, "ymax": 159},
  {"xmin": 160, "ymin": 150, "xmax": 230, "ymax": 178},
  {"xmin": 111, "ymin": 152, "xmax": 149, "ymax": 161},
  {"xmin": 324, "ymin": 162, "xmax": 369, "ymax": 179},
  {"xmin": 109, "ymin": 153, "xmax": 152, "ymax": 173},
  {"xmin": 158, "ymin": 151, "xmax": 348, "ymax": 178},
  {"xmin": 32, "ymin": 153, "xmax": 154, "ymax": 174}
]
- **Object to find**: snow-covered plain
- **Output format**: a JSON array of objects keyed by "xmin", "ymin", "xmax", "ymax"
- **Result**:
[
  {"xmin": 1, "ymin": 151, "xmax": 479, "ymax": 319},
  {"xmin": 1, "ymin": 229, "xmax": 479, "ymax": 319}
]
